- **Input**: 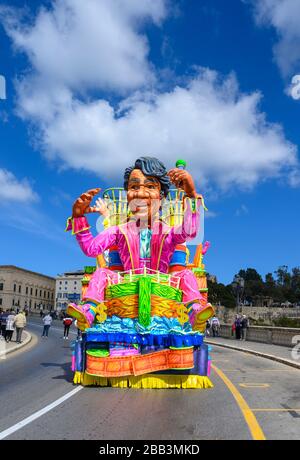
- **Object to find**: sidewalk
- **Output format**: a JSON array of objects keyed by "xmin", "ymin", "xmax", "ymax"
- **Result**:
[
  {"xmin": 206, "ymin": 336, "xmax": 300, "ymax": 369},
  {"xmin": 0, "ymin": 330, "xmax": 32, "ymax": 358}
]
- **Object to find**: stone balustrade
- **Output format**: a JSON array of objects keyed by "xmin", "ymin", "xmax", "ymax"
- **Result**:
[{"xmin": 218, "ymin": 324, "xmax": 300, "ymax": 347}]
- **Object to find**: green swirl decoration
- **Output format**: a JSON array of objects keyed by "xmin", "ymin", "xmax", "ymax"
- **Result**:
[
  {"xmin": 138, "ymin": 276, "xmax": 152, "ymax": 327},
  {"xmin": 106, "ymin": 278, "xmax": 182, "ymax": 302}
]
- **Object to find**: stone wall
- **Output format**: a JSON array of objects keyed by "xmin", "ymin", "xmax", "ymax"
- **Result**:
[
  {"xmin": 213, "ymin": 305, "xmax": 300, "ymax": 325},
  {"xmin": 218, "ymin": 324, "xmax": 300, "ymax": 347}
]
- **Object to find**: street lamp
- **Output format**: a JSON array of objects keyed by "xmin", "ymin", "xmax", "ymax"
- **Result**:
[{"xmin": 232, "ymin": 275, "xmax": 245, "ymax": 314}]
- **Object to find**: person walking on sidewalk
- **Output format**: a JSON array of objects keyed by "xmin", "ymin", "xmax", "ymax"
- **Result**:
[
  {"xmin": 0, "ymin": 311, "xmax": 6, "ymax": 338},
  {"xmin": 41, "ymin": 312, "xmax": 52, "ymax": 338},
  {"xmin": 14, "ymin": 310, "xmax": 27, "ymax": 343},
  {"xmin": 241, "ymin": 315, "xmax": 249, "ymax": 341},
  {"xmin": 5, "ymin": 310, "xmax": 15, "ymax": 343},
  {"xmin": 234, "ymin": 315, "xmax": 242, "ymax": 340},
  {"xmin": 62, "ymin": 316, "xmax": 73, "ymax": 339}
]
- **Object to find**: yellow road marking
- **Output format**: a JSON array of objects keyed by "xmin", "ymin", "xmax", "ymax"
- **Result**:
[
  {"xmin": 239, "ymin": 383, "xmax": 270, "ymax": 388},
  {"xmin": 212, "ymin": 364, "xmax": 266, "ymax": 441},
  {"xmin": 220, "ymin": 369, "xmax": 299, "ymax": 372},
  {"xmin": 252, "ymin": 408, "xmax": 300, "ymax": 412}
]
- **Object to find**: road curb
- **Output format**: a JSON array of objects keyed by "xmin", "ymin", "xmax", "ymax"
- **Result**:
[
  {"xmin": 0, "ymin": 331, "xmax": 32, "ymax": 358},
  {"xmin": 206, "ymin": 340, "xmax": 300, "ymax": 370}
]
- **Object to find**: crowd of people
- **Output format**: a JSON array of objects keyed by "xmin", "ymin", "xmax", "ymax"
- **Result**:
[
  {"xmin": 231, "ymin": 314, "xmax": 250, "ymax": 340},
  {"xmin": 0, "ymin": 309, "xmax": 27, "ymax": 343},
  {"xmin": 204, "ymin": 314, "xmax": 250, "ymax": 342},
  {"xmin": 1, "ymin": 308, "xmax": 250, "ymax": 344},
  {"xmin": 205, "ymin": 316, "xmax": 221, "ymax": 337},
  {"xmin": 40, "ymin": 310, "xmax": 76, "ymax": 340}
]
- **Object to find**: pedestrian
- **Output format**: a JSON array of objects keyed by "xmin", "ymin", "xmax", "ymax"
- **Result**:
[
  {"xmin": 241, "ymin": 315, "xmax": 249, "ymax": 341},
  {"xmin": 234, "ymin": 315, "xmax": 242, "ymax": 340},
  {"xmin": 62, "ymin": 316, "xmax": 73, "ymax": 339},
  {"xmin": 231, "ymin": 320, "xmax": 235, "ymax": 337},
  {"xmin": 40, "ymin": 309, "xmax": 44, "ymax": 318},
  {"xmin": 41, "ymin": 312, "xmax": 52, "ymax": 338},
  {"xmin": 0, "ymin": 312, "xmax": 4, "ymax": 338},
  {"xmin": 205, "ymin": 319, "xmax": 211, "ymax": 337},
  {"xmin": 211, "ymin": 316, "xmax": 220, "ymax": 337},
  {"xmin": 14, "ymin": 310, "xmax": 27, "ymax": 343},
  {"xmin": 5, "ymin": 310, "xmax": 16, "ymax": 343}
]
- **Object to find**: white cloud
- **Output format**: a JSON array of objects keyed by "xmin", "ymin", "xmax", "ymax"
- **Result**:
[
  {"xmin": 0, "ymin": 168, "xmax": 38, "ymax": 202},
  {"xmin": 0, "ymin": 0, "xmax": 299, "ymax": 192},
  {"xmin": 0, "ymin": 0, "xmax": 167, "ymax": 93},
  {"xmin": 14, "ymin": 68, "xmax": 298, "ymax": 190},
  {"xmin": 249, "ymin": 0, "xmax": 300, "ymax": 78}
]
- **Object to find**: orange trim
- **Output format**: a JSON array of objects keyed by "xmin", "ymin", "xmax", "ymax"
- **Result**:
[
  {"xmin": 169, "ymin": 265, "xmax": 186, "ymax": 273},
  {"xmin": 86, "ymin": 348, "xmax": 194, "ymax": 377}
]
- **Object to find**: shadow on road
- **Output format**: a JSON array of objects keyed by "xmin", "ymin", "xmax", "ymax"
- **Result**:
[{"xmin": 40, "ymin": 361, "xmax": 73, "ymax": 383}]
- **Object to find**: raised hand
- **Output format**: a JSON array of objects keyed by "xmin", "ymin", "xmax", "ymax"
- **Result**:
[
  {"xmin": 72, "ymin": 188, "xmax": 101, "ymax": 218},
  {"xmin": 167, "ymin": 168, "xmax": 197, "ymax": 198},
  {"xmin": 94, "ymin": 198, "xmax": 109, "ymax": 217}
]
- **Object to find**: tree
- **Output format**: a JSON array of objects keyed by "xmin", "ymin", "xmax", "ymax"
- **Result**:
[{"xmin": 207, "ymin": 279, "xmax": 236, "ymax": 309}]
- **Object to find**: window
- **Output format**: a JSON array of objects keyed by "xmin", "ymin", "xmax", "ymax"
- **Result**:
[
  {"xmin": 0, "ymin": 298, "xmax": 2, "ymax": 305},
  {"xmin": 51, "ymin": 293, "xmax": 54, "ymax": 299},
  {"xmin": 0, "ymin": 283, "xmax": 3, "ymax": 291},
  {"xmin": 19, "ymin": 285, "xmax": 21, "ymax": 293},
  {"xmin": 12, "ymin": 298, "xmax": 15, "ymax": 306},
  {"xmin": 35, "ymin": 289, "xmax": 38, "ymax": 296},
  {"xmin": 29, "ymin": 300, "xmax": 32, "ymax": 307},
  {"xmin": 44, "ymin": 291, "xmax": 46, "ymax": 298},
  {"xmin": 14, "ymin": 284, "xmax": 16, "ymax": 292},
  {"xmin": 65, "ymin": 281, "xmax": 68, "ymax": 284},
  {"xmin": 40, "ymin": 290, "xmax": 42, "ymax": 297},
  {"xmin": 74, "ymin": 281, "xmax": 77, "ymax": 284},
  {"xmin": 26, "ymin": 286, "xmax": 28, "ymax": 295},
  {"xmin": 30, "ymin": 288, "xmax": 33, "ymax": 295},
  {"xmin": 59, "ymin": 281, "xmax": 62, "ymax": 284},
  {"xmin": 34, "ymin": 302, "xmax": 36, "ymax": 308},
  {"xmin": 48, "ymin": 292, "xmax": 50, "ymax": 299}
]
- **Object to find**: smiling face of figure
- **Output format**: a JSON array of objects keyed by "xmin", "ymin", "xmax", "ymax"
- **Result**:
[{"xmin": 127, "ymin": 169, "xmax": 162, "ymax": 225}]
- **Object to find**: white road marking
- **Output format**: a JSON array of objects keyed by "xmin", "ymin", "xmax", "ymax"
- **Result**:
[{"xmin": 0, "ymin": 386, "xmax": 83, "ymax": 440}]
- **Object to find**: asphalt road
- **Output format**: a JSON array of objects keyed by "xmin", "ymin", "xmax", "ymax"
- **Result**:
[{"xmin": 0, "ymin": 317, "xmax": 300, "ymax": 440}]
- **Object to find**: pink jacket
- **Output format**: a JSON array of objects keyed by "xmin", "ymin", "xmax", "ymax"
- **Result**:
[{"xmin": 67, "ymin": 198, "xmax": 201, "ymax": 274}]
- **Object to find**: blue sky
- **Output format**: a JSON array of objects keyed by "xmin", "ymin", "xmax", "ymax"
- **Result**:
[{"xmin": 0, "ymin": 0, "xmax": 300, "ymax": 284}]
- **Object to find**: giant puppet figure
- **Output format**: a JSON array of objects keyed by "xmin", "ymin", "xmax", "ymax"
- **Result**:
[{"xmin": 66, "ymin": 157, "xmax": 214, "ymax": 388}]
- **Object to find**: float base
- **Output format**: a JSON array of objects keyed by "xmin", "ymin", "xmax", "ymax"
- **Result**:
[{"xmin": 73, "ymin": 371, "xmax": 213, "ymax": 389}]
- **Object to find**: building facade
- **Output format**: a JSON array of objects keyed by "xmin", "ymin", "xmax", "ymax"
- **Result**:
[
  {"xmin": 0, "ymin": 265, "xmax": 55, "ymax": 311},
  {"xmin": 55, "ymin": 270, "xmax": 84, "ymax": 311}
]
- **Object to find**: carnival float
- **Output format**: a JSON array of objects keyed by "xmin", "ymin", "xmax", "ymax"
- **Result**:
[{"xmin": 66, "ymin": 157, "xmax": 214, "ymax": 388}]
